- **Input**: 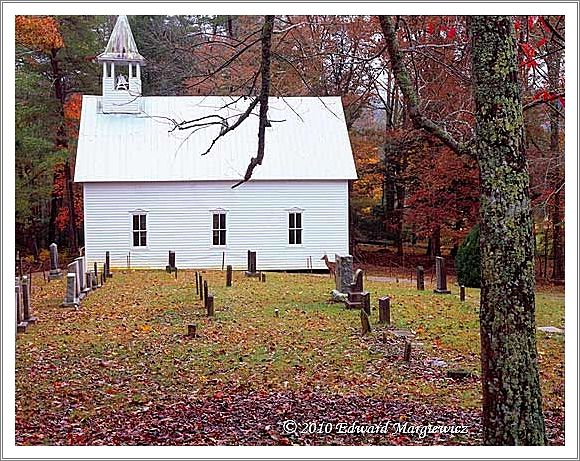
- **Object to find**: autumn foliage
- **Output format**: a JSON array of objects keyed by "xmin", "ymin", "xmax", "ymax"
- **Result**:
[{"xmin": 16, "ymin": 15, "xmax": 64, "ymax": 51}]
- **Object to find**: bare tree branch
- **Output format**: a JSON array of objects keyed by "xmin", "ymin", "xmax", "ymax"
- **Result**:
[
  {"xmin": 379, "ymin": 15, "xmax": 473, "ymax": 157},
  {"xmin": 232, "ymin": 15, "xmax": 275, "ymax": 189}
]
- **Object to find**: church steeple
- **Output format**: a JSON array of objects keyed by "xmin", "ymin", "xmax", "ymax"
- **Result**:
[{"xmin": 97, "ymin": 15, "xmax": 145, "ymax": 114}]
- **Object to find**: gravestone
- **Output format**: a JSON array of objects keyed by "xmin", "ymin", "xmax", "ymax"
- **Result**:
[
  {"xmin": 245, "ymin": 251, "xmax": 259, "ymax": 277},
  {"xmin": 49, "ymin": 243, "xmax": 62, "ymax": 280},
  {"xmin": 21, "ymin": 275, "xmax": 37, "ymax": 324},
  {"xmin": 166, "ymin": 250, "xmax": 177, "ymax": 273},
  {"xmin": 206, "ymin": 294, "xmax": 214, "ymax": 317},
  {"xmin": 67, "ymin": 262, "xmax": 80, "ymax": 300},
  {"xmin": 335, "ymin": 254, "xmax": 353, "ymax": 294},
  {"xmin": 350, "ymin": 268, "xmax": 364, "ymax": 293},
  {"xmin": 460, "ymin": 285, "xmax": 466, "ymax": 302},
  {"xmin": 195, "ymin": 272, "xmax": 200, "ymax": 294},
  {"xmin": 63, "ymin": 273, "xmax": 79, "ymax": 307},
  {"xmin": 203, "ymin": 280, "xmax": 208, "ymax": 307},
  {"xmin": 403, "ymin": 341, "xmax": 412, "ymax": 361},
  {"xmin": 360, "ymin": 292, "xmax": 371, "ymax": 316},
  {"xmin": 85, "ymin": 273, "xmax": 93, "ymax": 292},
  {"xmin": 226, "ymin": 265, "xmax": 233, "ymax": 287},
  {"xmin": 77, "ymin": 257, "xmax": 90, "ymax": 294},
  {"xmin": 433, "ymin": 257, "xmax": 451, "ymax": 294},
  {"xmin": 16, "ymin": 282, "xmax": 28, "ymax": 332},
  {"xmin": 199, "ymin": 274, "xmax": 204, "ymax": 301},
  {"xmin": 379, "ymin": 296, "xmax": 391, "ymax": 325},
  {"xmin": 416, "ymin": 266, "xmax": 425, "ymax": 291},
  {"xmin": 105, "ymin": 251, "xmax": 113, "ymax": 278}
]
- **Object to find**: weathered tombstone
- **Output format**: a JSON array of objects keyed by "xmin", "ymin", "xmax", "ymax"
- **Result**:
[
  {"xmin": 226, "ymin": 265, "xmax": 232, "ymax": 287},
  {"xmin": 261, "ymin": 272, "xmax": 266, "ymax": 283},
  {"xmin": 93, "ymin": 262, "xmax": 99, "ymax": 288},
  {"xmin": 379, "ymin": 297, "xmax": 391, "ymax": 325},
  {"xmin": 21, "ymin": 276, "xmax": 37, "ymax": 324},
  {"xmin": 77, "ymin": 257, "xmax": 90, "ymax": 294},
  {"xmin": 85, "ymin": 272, "xmax": 93, "ymax": 292},
  {"xmin": 335, "ymin": 254, "xmax": 353, "ymax": 293},
  {"xmin": 16, "ymin": 282, "xmax": 28, "ymax": 332},
  {"xmin": 245, "ymin": 250, "xmax": 259, "ymax": 277},
  {"xmin": 166, "ymin": 251, "xmax": 174, "ymax": 272},
  {"xmin": 195, "ymin": 272, "xmax": 199, "ymax": 294},
  {"xmin": 274, "ymin": 308, "xmax": 279, "ymax": 318},
  {"xmin": 403, "ymin": 341, "xmax": 412, "ymax": 361},
  {"xmin": 67, "ymin": 262, "xmax": 80, "ymax": 300},
  {"xmin": 416, "ymin": 266, "xmax": 425, "ymax": 291},
  {"xmin": 460, "ymin": 285, "xmax": 466, "ymax": 302},
  {"xmin": 433, "ymin": 257, "xmax": 451, "ymax": 294},
  {"xmin": 105, "ymin": 251, "xmax": 112, "ymax": 278},
  {"xmin": 203, "ymin": 280, "xmax": 208, "ymax": 307},
  {"xmin": 350, "ymin": 268, "xmax": 364, "ymax": 293},
  {"xmin": 63, "ymin": 273, "xmax": 79, "ymax": 307},
  {"xmin": 187, "ymin": 323, "xmax": 197, "ymax": 338},
  {"xmin": 360, "ymin": 309, "xmax": 371, "ymax": 335},
  {"xmin": 361, "ymin": 291, "xmax": 371, "ymax": 316},
  {"xmin": 49, "ymin": 243, "xmax": 62, "ymax": 280},
  {"xmin": 199, "ymin": 274, "xmax": 204, "ymax": 301},
  {"xmin": 206, "ymin": 294, "xmax": 214, "ymax": 317}
]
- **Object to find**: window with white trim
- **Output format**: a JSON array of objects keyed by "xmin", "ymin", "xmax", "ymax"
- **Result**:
[
  {"xmin": 132, "ymin": 213, "xmax": 147, "ymax": 247},
  {"xmin": 212, "ymin": 211, "xmax": 226, "ymax": 246},
  {"xmin": 289, "ymin": 211, "xmax": 302, "ymax": 245}
]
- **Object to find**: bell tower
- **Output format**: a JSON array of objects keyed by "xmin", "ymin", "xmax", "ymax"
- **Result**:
[{"xmin": 98, "ymin": 15, "xmax": 145, "ymax": 114}]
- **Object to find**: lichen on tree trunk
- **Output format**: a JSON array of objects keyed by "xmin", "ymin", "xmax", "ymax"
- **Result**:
[{"xmin": 469, "ymin": 15, "xmax": 546, "ymax": 445}]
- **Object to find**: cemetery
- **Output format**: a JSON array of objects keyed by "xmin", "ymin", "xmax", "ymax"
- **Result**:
[{"xmin": 15, "ymin": 249, "xmax": 564, "ymax": 445}]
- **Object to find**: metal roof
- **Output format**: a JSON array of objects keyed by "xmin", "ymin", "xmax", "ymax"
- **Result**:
[
  {"xmin": 97, "ymin": 15, "xmax": 145, "ymax": 63},
  {"xmin": 74, "ymin": 96, "xmax": 358, "ymax": 182}
]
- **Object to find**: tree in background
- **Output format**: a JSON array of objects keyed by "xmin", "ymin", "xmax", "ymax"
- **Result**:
[{"xmin": 15, "ymin": 15, "xmax": 105, "ymax": 256}]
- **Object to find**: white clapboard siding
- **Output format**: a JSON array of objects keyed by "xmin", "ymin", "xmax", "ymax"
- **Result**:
[{"xmin": 84, "ymin": 180, "xmax": 349, "ymax": 270}]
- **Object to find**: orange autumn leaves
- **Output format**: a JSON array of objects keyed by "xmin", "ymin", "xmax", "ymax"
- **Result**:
[{"xmin": 16, "ymin": 15, "xmax": 64, "ymax": 52}]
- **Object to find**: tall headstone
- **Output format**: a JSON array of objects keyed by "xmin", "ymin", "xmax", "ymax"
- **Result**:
[
  {"xmin": 416, "ymin": 266, "xmax": 425, "ymax": 291},
  {"xmin": 105, "ymin": 251, "xmax": 112, "ymax": 278},
  {"xmin": 63, "ymin": 273, "xmax": 79, "ymax": 307},
  {"xmin": 16, "ymin": 282, "xmax": 28, "ymax": 332},
  {"xmin": 335, "ymin": 254, "xmax": 353, "ymax": 293},
  {"xmin": 21, "ymin": 275, "xmax": 37, "ymax": 324},
  {"xmin": 206, "ymin": 294, "xmax": 214, "ymax": 317},
  {"xmin": 379, "ymin": 297, "xmax": 391, "ymax": 325},
  {"xmin": 49, "ymin": 243, "xmax": 62, "ymax": 280},
  {"xmin": 350, "ymin": 268, "xmax": 364, "ymax": 293},
  {"xmin": 67, "ymin": 262, "xmax": 79, "ymax": 299},
  {"xmin": 434, "ymin": 256, "xmax": 451, "ymax": 294},
  {"xmin": 245, "ymin": 251, "xmax": 258, "ymax": 277},
  {"xmin": 460, "ymin": 285, "xmax": 466, "ymax": 302},
  {"xmin": 226, "ymin": 265, "xmax": 233, "ymax": 287},
  {"xmin": 166, "ymin": 250, "xmax": 177, "ymax": 273},
  {"xmin": 77, "ymin": 257, "xmax": 90, "ymax": 294}
]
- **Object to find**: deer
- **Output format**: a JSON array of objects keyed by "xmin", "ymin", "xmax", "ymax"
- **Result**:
[{"xmin": 321, "ymin": 254, "xmax": 336, "ymax": 278}]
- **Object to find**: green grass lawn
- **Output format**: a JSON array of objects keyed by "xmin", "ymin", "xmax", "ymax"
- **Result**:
[{"xmin": 15, "ymin": 270, "xmax": 564, "ymax": 445}]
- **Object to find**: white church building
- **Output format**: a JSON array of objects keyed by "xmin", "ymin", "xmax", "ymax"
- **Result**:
[{"xmin": 75, "ymin": 15, "xmax": 357, "ymax": 270}]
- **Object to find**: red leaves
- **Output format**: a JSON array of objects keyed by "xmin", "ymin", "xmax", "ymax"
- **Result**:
[{"xmin": 446, "ymin": 27, "xmax": 457, "ymax": 40}]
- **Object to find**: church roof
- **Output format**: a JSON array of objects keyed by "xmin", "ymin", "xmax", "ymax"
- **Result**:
[
  {"xmin": 74, "ymin": 96, "xmax": 357, "ymax": 182},
  {"xmin": 97, "ymin": 15, "xmax": 145, "ymax": 63}
]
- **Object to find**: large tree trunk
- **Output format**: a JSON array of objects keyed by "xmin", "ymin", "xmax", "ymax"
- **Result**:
[{"xmin": 470, "ymin": 16, "xmax": 546, "ymax": 445}]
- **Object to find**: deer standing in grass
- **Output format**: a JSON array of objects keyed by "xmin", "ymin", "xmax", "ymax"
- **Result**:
[{"xmin": 321, "ymin": 254, "xmax": 336, "ymax": 278}]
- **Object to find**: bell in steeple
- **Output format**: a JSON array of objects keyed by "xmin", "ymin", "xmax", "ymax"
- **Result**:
[{"xmin": 97, "ymin": 15, "xmax": 145, "ymax": 114}]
